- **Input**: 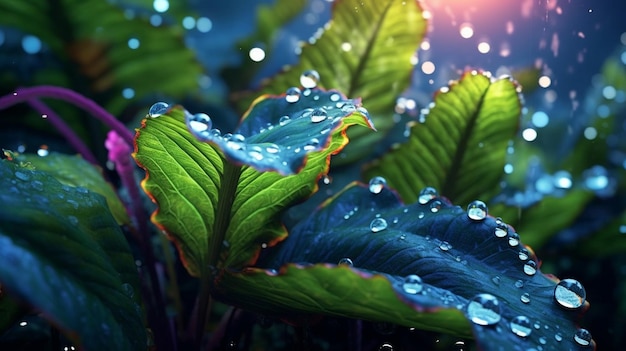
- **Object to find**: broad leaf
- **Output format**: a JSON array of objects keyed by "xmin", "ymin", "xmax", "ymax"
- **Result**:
[
  {"xmin": 16, "ymin": 152, "xmax": 129, "ymax": 225},
  {"xmin": 245, "ymin": 0, "xmax": 427, "ymax": 160},
  {"xmin": 0, "ymin": 160, "xmax": 145, "ymax": 351},
  {"xmin": 364, "ymin": 71, "xmax": 522, "ymax": 207},
  {"xmin": 224, "ymin": 183, "xmax": 594, "ymax": 350},
  {"xmin": 133, "ymin": 89, "xmax": 373, "ymax": 275}
]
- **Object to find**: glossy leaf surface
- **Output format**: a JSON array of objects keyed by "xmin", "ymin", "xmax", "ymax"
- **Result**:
[
  {"xmin": 133, "ymin": 91, "xmax": 373, "ymax": 275},
  {"xmin": 221, "ymin": 183, "xmax": 594, "ymax": 350},
  {"xmin": 0, "ymin": 160, "xmax": 145, "ymax": 351},
  {"xmin": 364, "ymin": 71, "xmax": 522, "ymax": 207}
]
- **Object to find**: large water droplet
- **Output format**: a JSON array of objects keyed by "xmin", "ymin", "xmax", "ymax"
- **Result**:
[
  {"xmin": 523, "ymin": 260, "xmax": 537, "ymax": 276},
  {"xmin": 338, "ymin": 257, "xmax": 353, "ymax": 266},
  {"xmin": 300, "ymin": 69, "xmax": 320, "ymax": 89},
  {"xmin": 402, "ymin": 275, "xmax": 423, "ymax": 294},
  {"xmin": 554, "ymin": 278, "xmax": 586, "ymax": 309},
  {"xmin": 510, "ymin": 315, "xmax": 532, "ymax": 337},
  {"xmin": 466, "ymin": 293, "xmax": 501, "ymax": 326},
  {"xmin": 148, "ymin": 102, "xmax": 169, "ymax": 118},
  {"xmin": 369, "ymin": 176, "xmax": 387, "ymax": 194},
  {"xmin": 370, "ymin": 218, "xmax": 388, "ymax": 233},
  {"xmin": 467, "ymin": 200, "xmax": 488, "ymax": 220},
  {"xmin": 418, "ymin": 186, "xmax": 438, "ymax": 204},
  {"xmin": 573, "ymin": 328, "xmax": 592, "ymax": 346},
  {"xmin": 310, "ymin": 108, "xmax": 328, "ymax": 123},
  {"xmin": 285, "ymin": 87, "xmax": 301, "ymax": 103},
  {"xmin": 187, "ymin": 112, "xmax": 212, "ymax": 134}
]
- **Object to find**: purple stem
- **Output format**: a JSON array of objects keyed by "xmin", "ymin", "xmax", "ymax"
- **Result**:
[
  {"xmin": 0, "ymin": 86, "xmax": 134, "ymax": 147},
  {"xmin": 26, "ymin": 99, "xmax": 99, "ymax": 165}
]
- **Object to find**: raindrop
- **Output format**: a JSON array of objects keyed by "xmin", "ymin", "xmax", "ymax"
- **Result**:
[
  {"xmin": 467, "ymin": 200, "xmax": 488, "ymax": 221},
  {"xmin": 466, "ymin": 293, "xmax": 501, "ymax": 326},
  {"xmin": 439, "ymin": 241, "xmax": 452, "ymax": 251},
  {"xmin": 279, "ymin": 115, "xmax": 290, "ymax": 125},
  {"xmin": 402, "ymin": 275, "xmax": 423, "ymax": 294},
  {"xmin": 148, "ymin": 102, "xmax": 169, "ymax": 118},
  {"xmin": 523, "ymin": 260, "xmax": 537, "ymax": 276},
  {"xmin": 369, "ymin": 176, "xmax": 387, "ymax": 194},
  {"xmin": 418, "ymin": 187, "xmax": 438, "ymax": 204},
  {"xmin": 429, "ymin": 200, "xmax": 442, "ymax": 213},
  {"xmin": 299, "ymin": 70, "xmax": 320, "ymax": 89},
  {"xmin": 520, "ymin": 293, "xmax": 530, "ymax": 304},
  {"xmin": 510, "ymin": 315, "xmax": 532, "ymax": 337},
  {"xmin": 338, "ymin": 257, "xmax": 353, "ymax": 266},
  {"xmin": 370, "ymin": 218, "xmax": 388, "ymax": 233},
  {"xmin": 573, "ymin": 328, "xmax": 592, "ymax": 346},
  {"xmin": 310, "ymin": 108, "xmax": 328, "ymax": 123},
  {"xmin": 285, "ymin": 87, "xmax": 301, "ymax": 103},
  {"xmin": 495, "ymin": 222, "xmax": 508, "ymax": 238},
  {"xmin": 554, "ymin": 278, "xmax": 586, "ymax": 309},
  {"xmin": 186, "ymin": 112, "xmax": 212, "ymax": 134}
]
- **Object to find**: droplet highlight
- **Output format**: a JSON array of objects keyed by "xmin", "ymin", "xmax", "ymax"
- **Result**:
[
  {"xmin": 418, "ymin": 186, "xmax": 438, "ymax": 204},
  {"xmin": 554, "ymin": 278, "xmax": 586, "ymax": 309},
  {"xmin": 510, "ymin": 315, "xmax": 532, "ymax": 337},
  {"xmin": 467, "ymin": 200, "xmax": 488, "ymax": 220},
  {"xmin": 573, "ymin": 328, "xmax": 592, "ymax": 346},
  {"xmin": 466, "ymin": 293, "xmax": 501, "ymax": 326},
  {"xmin": 299, "ymin": 69, "xmax": 320, "ymax": 89},
  {"xmin": 148, "ymin": 102, "xmax": 169, "ymax": 118},
  {"xmin": 402, "ymin": 275, "xmax": 423, "ymax": 294},
  {"xmin": 370, "ymin": 218, "xmax": 388, "ymax": 233},
  {"xmin": 285, "ymin": 87, "xmax": 301, "ymax": 103},
  {"xmin": 369, "ymin": 176, "xmax": 387, "ymax": 194}
]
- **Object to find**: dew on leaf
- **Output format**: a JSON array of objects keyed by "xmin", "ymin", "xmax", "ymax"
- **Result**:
[
  {"xmin": 186, "ymin": 112, "xmax": 212, "ymax": 134},
  {"xmin": 14, "ymin": 171, "xmax": 29, "ymax": 181},
  {"xmin": 554, "ymin": 278, "xmax": 586, "ymax": 309},
  {"xmin": 338, "ymin": 257, "xmax": 353, "ymax": 266},
  {"xmin": 310, "ymin": 108, "xmax": 328, "ymax": 123},
  {"xmin": 508, "ymin": 233, "xmax": 520, "ymax": 247},
  {"xmin": 518, "ymin": 249, "xmax": 529, "ymax": 261},
  {"xmin": 515, "ymin": 279, "xmax": 524, "ymax": 288},
  {"xmin": 523, "ymin": 260, "xmax": 537, "ymax": 276},
  {"xmin": 299, "ymin": 69, "xmax": 320, "ymax": 89},
  {"xmin": 429, "ymin": 200, "xmax": 442, "ymax": 213},
  {"xmin": 495, "ymin": 222, "xmax": 508, "ymax": 238},
  {"xmin": 555, "ymin": 332, "xmax": 563, "ymax": 342},
  {"xmin": 370, "ymin": 218, "xmax": 388, "ymax": 233},
  {"xmin": 520, "ymin": 292, "xmax": 530, "ymax": 304},
  {"xmin": 439, "ymin": 241, "xmax": 452, "ymax": 251},
  {"xmin": 466, "ymin": 293, "xmax": 501, "ymax": 326},
  {"xmin": 402, "ymin": 275, "xmax": 423, "ymax": 294},
  {"xmin": 368, "ymin": 176, "xmax": 387, "ymax": 194},
  {"xmin": 148, "ymin": 102, "xmax": 169, "ymax": 118},
  {"xmin": 467, "ymin": 200, "xmax": 488, "ymax": 220},
  {"xmin": 329, "ymin": 93, "xmax": 341, "ymax": 102},
  {"xmin": 573, "ymin": 328, "xmax": 592, "ymax": 346},
  {"xmin": 279, "ymin": 116, "xmax": 290, "ymax": 125},
  {"xmin": 285, "ymin": 87, "xmax": 301, "ymax": 103},
  {"xmin": 418, "ymin": 186, "xmax": 438, "ymax": 204},
  {"xmin": 510, "ymin": 315, "xmax": 532, "ymax": 337}
]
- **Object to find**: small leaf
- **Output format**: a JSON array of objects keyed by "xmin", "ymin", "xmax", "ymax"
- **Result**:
[
  {"xmin": 133, "ymin": 90, "xmax": 374, "ymax": 275},
  {"xmin": 16, "ymin": 152, "xmax": 130, "ymax": 225},
  {"xmin": 0, "ymin": 160, "xmax": 145, "ymax": 351},
  {"xmin": 222, "ymin": 183, "xmax": 594, "ymax": 350},
  {"xmin": 364, "ymin": 71, "xmax": 522, "ymax": 207}
]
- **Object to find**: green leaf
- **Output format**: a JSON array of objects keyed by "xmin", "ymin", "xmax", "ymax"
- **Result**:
[
  {"xmin": 133, "ymin": 90, "xmax": 373, "ymax": 276},
  {"xmin": 0, "ymin": 160, "xmax": 145, "ymax": 351},
  {"xmin": 242, "ymin": 0, "xmax": 427, "ymax": 160},
  {"xmin": 364, "ymin": 71, "xmax": 522, "ymax": 207},
  {"xmin": 16, "ymin": 152, "xmax": 130, "ymax": 225},
  {"xmin": 217, "ymin": 183, "xmax": 594, "ymax": 350}
]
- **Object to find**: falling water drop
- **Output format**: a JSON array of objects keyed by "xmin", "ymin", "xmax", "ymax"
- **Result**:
[
  {"xmin": 370, "ymin": 218, "xmax": 388, "ymax": 233},
  {"xmin": 573, "ymin": 328, "xmax": 592, "ymax": 346},
  {"xmin": 466, "ymin": 293, "xmax": 501, "ymax": 326},
  {"xmin": 554, "ymin": 278, "xmax": 586, "ymax": 309},
  {"xmin": 148, "ymin": 102, "xmax": 169, "ymax": 118},
  {"xmin": 467, "ymin": 200, "xmax": 488, "ymax": 220},
  {"xmin": 300, "ymin": 69, "xmax": 320, "ymax": 89},
  {"xmin": 402, "ymin": 275, "xmax": 423, "ymax": 294},
  {"xmin": 418, "ymin": 186, "xmax": 438, "ymax": 204},
  {"xmin": 369, "ymin": 176, "xmax": 387, "ymax": 194},
  {"xmin": 285, "ymin": 87, "xmax": 301, "ymax": 103},
  {"xmin": 510, "ymin": 315, "xmax": 532, "ymax": 337}
]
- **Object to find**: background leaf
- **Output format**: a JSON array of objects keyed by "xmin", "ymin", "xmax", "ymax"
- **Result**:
[
  {"xmin": 364, "ymin": 71, "xmax": 522, "ymax": 207},
  {"xmin": 0, "ymin": 160, "xmax": 145, "ymax": 351}
]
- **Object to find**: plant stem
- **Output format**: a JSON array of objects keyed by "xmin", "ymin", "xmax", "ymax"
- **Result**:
[
  {"xmin": 195, "ymin": 162, "xmax": 242, "ymax": 347},
  {"xmin": 0, "ymin": 86, "xmax": 134, "ymax": 146}
]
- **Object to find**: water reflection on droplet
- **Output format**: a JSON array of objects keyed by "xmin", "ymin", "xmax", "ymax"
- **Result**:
[
  {"xmin": 574, "ymin": 328, "xmax": 592, "ymax": 346},
  {"xmin": 467, "ymin": 200, "xmax": 488, "ymax": 220},
  {"xmin": 510, "ymin": 315, "xmax": 532, "ymax": 337},
  {"xmin": 523, "ymin": 260, "xmax": 537, "ymax": 276},
  {"xmin": 554, "ymin": 278, "xmax": 586, "ymax": 309},
  {"xmin": 418, "ymin": 186, "xmax": 438, "ymax": 204},
  {"xmin": 310, "ymin": 108, "xmax": 328, "ymax": 123},
  {"xmin": 285, "ymin": 87, "xmax": 301, "ymax": 103},
  {"xmin": 402, "ymin": 275, "xmax": 423, "ymax": 294},
  {"xmin": 520, "ymin": 292, "xmax": 530, "ymax": 304},
  {"xmin": 466, "ymin": 293, "xmax": 501, "ymax": 326},
  {"xmin": 338, "ymin": 257, "xmax": 353, "ymax": 266},
  {"xmin": 148, "ymin": 102, "xmax": 169, "ymax": 118},
  {"xmin": 300, "ymin": 70, "xmax": 320, "ymax": 89},
  {"xmin": 369, "ymin": 176, "xmax": 387, "ymax": 194},
  {"xmin": 370, "ymin": 218, "xmax": 388, "ymax": 233}
]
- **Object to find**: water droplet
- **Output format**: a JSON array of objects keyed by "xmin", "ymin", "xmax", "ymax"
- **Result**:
[
  {"xmin": 370, "ymin": 218, "xmax": 388, "ymax": 233},
  {"xmin": 495, "ymin": 222, "xmax": 508, "ymax": 238},
  {"xmin": 418, "ymin": 186, "xmax": 438, "ymax": 204},
  {"xmin": 554, "ymin": 278, "xmax": 586, "ymax": 309},
  {"xmin": 310, "ymin": 108, "xmax": 328, "ymax": 123},
  {"xmin": 279, "ymin": 115, "xmax": 290, "ymax": 125},
  {"xmin": 121, "ymin": 283, "xmax": 134, "ymax": 298},
  {"xmin": 439, "ymin": 241, "xmax": 452, "ymax": 251},
  {"xmin": 520, "ymin": 293, "xmax": 530, "ymax": 304},
  {"xmin": 303, "ymin": 138, "xmax": 320, "ymax": 151},
  {"xmin": 508, "ymin": 233, "xmax": 520, "ymax": 247},
  {"xmin": 467, "ymin": 200, "xmax": 488, "ymax": 220},
  {"xmin": 515, "ymin": 279, "xmax": 524, "ymax": 288},
  {"xmin": 402, "ymin": 275, "xmax": 423, "ymax": 294},
  {"xmin": 533, "ymin": 321, "xmax": 541, "ymax": 329},
  {"xmin": 14, "ymin": 171, "xmax": 30, "ymax": 181},
  {"xmin": 554, "ymin": 332, "xmax": 563, "ymax": 342},
  {"xmin": 523, "ymin": 260, "xmax": 537, "ymax": 276},
  {"xmin": 31, "ymin": 180, "xmax": 44, "ymax": 191},
  {"xmin": 510, "ymin": 315, "xmax": 532, "ymax": 337},
  {"xmin": 492, "ymin": 276, "xmax": 501, "ymax": 285},
  {"xmin": 378, "ymin": 342, "xmax": 394, "ymax": 351},
  {"xmin": 330, "ymin": 93, "xmax": 341, "ymax": 102},
  {"xmin": 466, "ymin": 293, "xmax": 501, "ymax": 326},
  {"xmin": 574, "ymin": 328, "xmax": 592, "ymax": 346},
  {"xmin": 148, "ymin": 102, "xmax": 169, "ymax": 118},
  {"xmin": 518, "ymin": 249, "xmax": 529, "ymax": 261},
  {"xmin": 285, "ymin": 87, "xmax": 301, "ymax": 103},
  {"xmin": 430, "ymin": 200, "xmax": 442, "ymax": 213},
  {"xmin": 265, "ymin": 144, "xmax": 280, "ymax": 154},
  {"xmin": 299, "ymin": 69, "xmax": 320, "ymax": 89},
  {"xmin": 338, "ymin": 257, "xmax": 353, "ymax": 266},
  {"xmin": 186, "ymin": 112, "xmax": 212, "ymax": 134},
  {"xmin": 369, "ymin": 176, "xmax": 387, "ymax": 194}
]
